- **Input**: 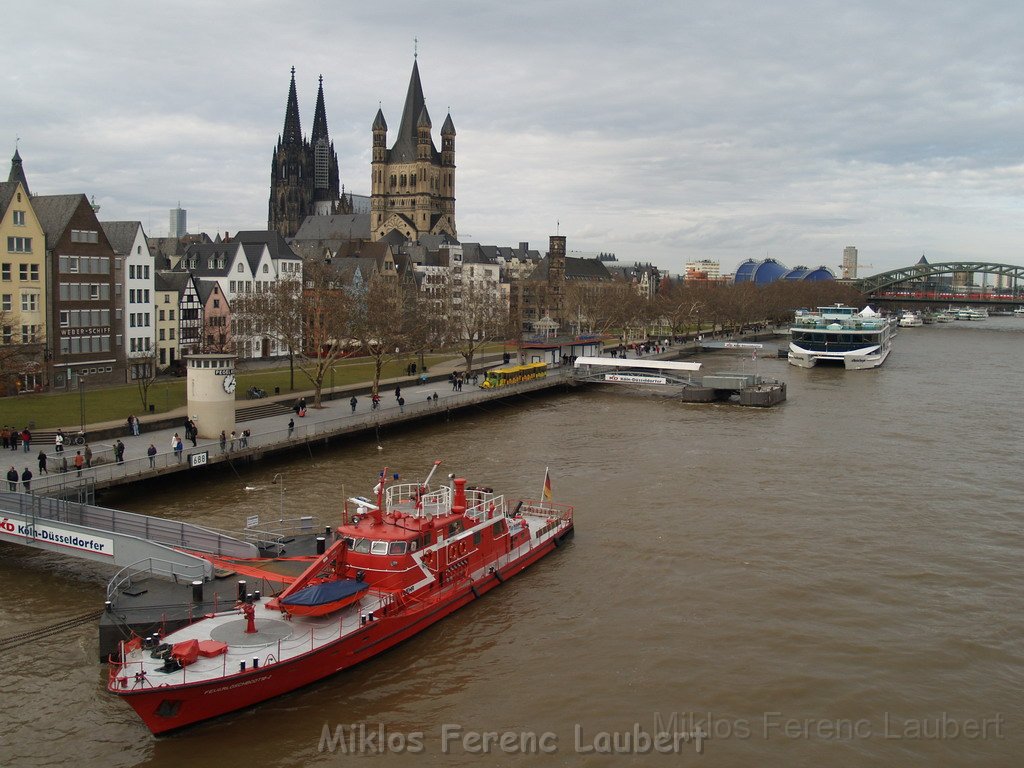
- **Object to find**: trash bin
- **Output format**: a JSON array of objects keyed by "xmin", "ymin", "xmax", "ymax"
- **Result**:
[
  {"xmin": 274, "ymin": 387, "xmax": 280, "ymax": 395},
  {"xmin": 149, "ymin": 404, "xmax": 155, "ymax": 413}
]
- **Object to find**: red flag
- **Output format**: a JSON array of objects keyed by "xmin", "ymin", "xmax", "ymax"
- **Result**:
[{"xmin": 542, "ymin": 468, "xmax": 552, "ymax": 501}]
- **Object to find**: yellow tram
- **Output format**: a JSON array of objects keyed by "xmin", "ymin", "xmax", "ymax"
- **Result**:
[{"xmin": 479, "ymin": 361, "xmax": 548, "ymax": 388}]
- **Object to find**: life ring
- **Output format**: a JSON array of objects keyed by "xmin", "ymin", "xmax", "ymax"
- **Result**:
[
  {"xmin": 447, "ymin": 542, "xmax": 459, "ymax": 560},
  {"xmin": 458, "ymin": 541, "xmax": 468, "ymax": 557},
  {"xmin": 423, "ymin": 550, "xmax": 433, "ymax": 564}
]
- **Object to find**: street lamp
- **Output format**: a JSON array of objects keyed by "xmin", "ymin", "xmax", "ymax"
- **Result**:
[{"xmin": 78, "ymin": 377, "xmax": 86, "ymax": 433}]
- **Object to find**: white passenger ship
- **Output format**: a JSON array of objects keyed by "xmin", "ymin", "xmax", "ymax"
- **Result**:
[{"xmin": 788, "ymin": 304, "xmax": 895, "ymax": 370}]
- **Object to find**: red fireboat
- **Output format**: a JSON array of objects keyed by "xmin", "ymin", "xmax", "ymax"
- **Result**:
[{"xmin": 107, "ymin": 462, "xmax": 574, "ymax": 734}]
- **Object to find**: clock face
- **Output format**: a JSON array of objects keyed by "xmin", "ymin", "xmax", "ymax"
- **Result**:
[{"xmin": 223, "ymin": 374, "xmax": 236, "ymax": 394}]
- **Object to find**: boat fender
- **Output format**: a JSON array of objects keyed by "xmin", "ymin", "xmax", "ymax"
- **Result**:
[{"xmin": 356, "ymin": 570, "xmax": 366, "ymax": 582}]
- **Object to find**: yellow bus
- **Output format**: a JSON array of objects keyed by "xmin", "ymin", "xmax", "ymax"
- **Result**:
[{"xmin": 480, "ymin": 362, "xmax": 548, "ymax": 389}]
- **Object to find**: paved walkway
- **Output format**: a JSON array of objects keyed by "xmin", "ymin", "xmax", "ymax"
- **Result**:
[{"xmin": 11, "ymin": 353, "xmax": 510, "ymax": 481}]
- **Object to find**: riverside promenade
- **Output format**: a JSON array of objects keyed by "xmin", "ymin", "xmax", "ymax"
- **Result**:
[{"xmin": 15, "ymin": 353, "xmax": 578, "ymax": 496}]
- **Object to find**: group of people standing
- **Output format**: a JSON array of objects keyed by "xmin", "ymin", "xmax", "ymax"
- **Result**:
[{"xmin": 1, "ymin": 426, "xmax": 32, "ymax": 452}]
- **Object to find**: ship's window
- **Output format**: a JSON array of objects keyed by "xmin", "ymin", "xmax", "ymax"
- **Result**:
[
  {"xmin": 371, "ymin": 540, "xmax": 389, "ymax": 555},
  {"xmin": 342, "ymin": 537, "xmax": 355, "ymax": 549},
  {"xmin": 423, "ymin": 532, "xmax": 432, "ymax": 546},
  {"xmin": 388, "ymin": 541, "xmax": 408, "ymax": 555},
  {"xmin": 352, "ymin": 538, "xmax": 371, "ymax": 553},
  {"xmin": 448, "ymin": 521, "xmax": 463, "ymax": 536},
  {"xmin": 473, "ymin": 531, "xmax": 482, "ymax": 546},
  {"xmin": 492, "ymin": 521, "xmax": 505, "ymax": 536},
  {"xmin": 409, "ymin": 540, "xmax": 418, "ymax": 552}
]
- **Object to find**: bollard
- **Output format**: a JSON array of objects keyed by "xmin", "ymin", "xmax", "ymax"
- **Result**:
[
  {"xmin": 237, "ymin": 580, "xmax": 246, "ymax": 601},
  {"xmin": 104, "ymin": 600, "xmax": 112, "ymax": 613},
  {"xmin": 316, "ymin": 536, "xmax": 326, "ymax": 554},
  {"xmin": 253, "ymin": 657, "xmax": 260, "ymax": 669},
  {"xmin": 253, "ymin": 590, "xmax": 261, "ymax": 602},
  {"xmin": 191, "ymin": 580, "xmax": 204, "ymax": 603},
  {"xmin": 240, "ymin": 661, "xmax": 246, "ymax": 672}
]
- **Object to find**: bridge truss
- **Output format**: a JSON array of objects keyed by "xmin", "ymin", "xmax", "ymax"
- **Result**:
[{"xmin": 858, "ymin": 262, "xmax": 1024, "ymax": 296}]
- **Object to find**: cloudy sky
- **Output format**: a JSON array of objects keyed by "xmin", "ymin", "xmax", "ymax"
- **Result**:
[{"xmin": 6, "ymin": 1, "xmax": 1024, "ymax": 275}]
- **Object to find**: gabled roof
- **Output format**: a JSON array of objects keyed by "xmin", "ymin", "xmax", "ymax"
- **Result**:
[
  {"xmin": 0, "ymin": 181, "xmax": 19, "ymax": 216},
  {"xmin": 155, "ymin": 270, "xmax": 191, "ymax": 293},
  {"xmin": 293, "ymin": 213, "xmax": 371, "ymax": 243},
  {"xmin": 178, "ymin": 241, "xmax": 245, "ymax": 276},
  {"xmin": 234, "ymin": 230, "xmax": 300, "ymax": 261},
  {"xmin": 32, "ymin": 194, "xmax": 90, "ymax": 243},
  {"xmin": 100, "ymin": 221, "xmax": 144, "ymax": 256},
  {"xmin": 528, "ymin": 255, "xmax": 614, "ymax": 282},
  {"xmin": 241, "ymin": 242, "xmax": 271, "ymax": 275}
]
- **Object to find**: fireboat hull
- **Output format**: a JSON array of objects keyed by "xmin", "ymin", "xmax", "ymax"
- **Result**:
[{"xmin": 117, "ymin": 526, "xmax": 572, "ymax": 734}]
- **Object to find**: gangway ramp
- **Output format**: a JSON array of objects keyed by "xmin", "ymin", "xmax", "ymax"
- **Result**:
[
  {"xmin": 573, "ymin": 356, "xmax": 702, "ymax": 386},
  {"xmin": 0, "ymin": 491, "xmax": 258, "ymax": 582}
]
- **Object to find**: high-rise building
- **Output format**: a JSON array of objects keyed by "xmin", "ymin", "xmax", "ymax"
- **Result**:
[
  {"xmin": 169, "ymin": 205, "xmax": 186, "ymax": 238},
  {"xmin": 842, "ymin": 246, "xmax": 858, "ymax": 280}
]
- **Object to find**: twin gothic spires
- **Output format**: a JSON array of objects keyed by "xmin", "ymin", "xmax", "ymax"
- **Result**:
[{"xmin": 268, "ymin": 69, "xmax": 343, "ymax": 238}]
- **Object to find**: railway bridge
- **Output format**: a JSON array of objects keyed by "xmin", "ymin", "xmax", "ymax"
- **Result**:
[{"xmin": 857, "ymin": 261, "xmax": 1024, "ymax": 307}]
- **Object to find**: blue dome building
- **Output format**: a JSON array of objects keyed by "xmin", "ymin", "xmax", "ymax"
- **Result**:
[{"xmin": 734, "ymin": 259, "xmax": 835, "ymax": 285}]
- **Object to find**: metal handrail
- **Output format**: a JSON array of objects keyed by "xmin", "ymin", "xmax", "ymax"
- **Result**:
[{"xmin": 106, "ymin": 557, "xmax": 208, "ymax": 601}]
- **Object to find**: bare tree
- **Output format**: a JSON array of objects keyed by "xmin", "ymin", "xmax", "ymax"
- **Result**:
[
  {"xmin": 129, "ymin": 351, "xmax": 160, "ymax": 411},
  {"xmin": 349, "ymin": 273, "xmax": 413, "ymax": 396},
  {"xmin": 448, "ymin": 275, "xmax": 508, "ymax": 374},
  {"xmin": 296, "ymin": 261, "xmax": 354, "ymax": 407},
  {"xmin": 0, "ymin": 312, "xmax": 46, "ymax": 395}
]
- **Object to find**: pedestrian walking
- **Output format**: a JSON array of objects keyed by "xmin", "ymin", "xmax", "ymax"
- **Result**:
[
  {"xmin": 371, "ymin": 393, "xmax": 380, "ymax": 410},
  {"xmin": 398, "ymin": 396, "xmax": 405, "ymax": 413},
  {"xmin": 54, "ymin": 430, "xmax": 64, "ymax": 454},
  {"xmin": 147, "ymin": 444, "xmax": 157, "ymax": 469},
  {"xmin": 132, "ymin": 416, "xmax": 140, "ymax": 436},
  {"xmin": 21, "ymin": 467, "xmax": 32, "ymax": 492},
  {"xmin": 188, "ymin": 419, "xmax": 198, "ymax": 447},
  {"xmin": 21, "ymin": 427, "xmax": 31, "ymax": 452},
  {"xmin": 394, "ymin": 385, "xmax": 401, "ymax": 401},
  {"xmin": 174, "ymin": 436, "xmax": 184, "ymax": 463},
  {"xmin": 84, "ymin": 443, "xmax": 93, "ymax": 468},
  {"xmin": 219, "ymin": 430, "xmax": 227, "ymax": 452},
  {"xmin": 6, "ymin": 466, "xmax": 17, "ymax": 491},
  {"xmin": 1, "ymin": 425, "xmax": 9, "ymax": 449},
  {"xmin": 229, "ymin": 430, "xmax": 236, "ymax": 452},
  {"xmin": 37, "ymin": 449, "xmax": 47, "ymax": 474},
  {"xmin": 432, "ymin": 392, "xmax": 438, "ymax": 404},
  {"xmin": 73, "ymin": 451, "xmax": 84, "ymax": 476},
  {"xmin": 350, "ymin": 396, "xmax": 358, "ymax": 414},
  {"xmin": 126, "ymin": 415, "xmax": 135, "ymax": 436},
  {"xmin": 114, "ymin": 439, "xmax": 125, "ymax": 464},
  {"xmin": 288, "ymin": 418, "xmax": 294, "ymax": 437}
]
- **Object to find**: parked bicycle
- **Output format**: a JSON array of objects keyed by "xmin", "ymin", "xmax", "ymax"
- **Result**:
[{"xmin": 247, "ymin": 386, "xmax": 267, "ymax": 399}]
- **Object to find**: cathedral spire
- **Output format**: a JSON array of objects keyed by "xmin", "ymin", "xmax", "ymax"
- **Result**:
[
  {"xmin": 312, "ymin": 74, "xmax": 329, "ymax": 143},
  {"xmin": 282, "ymin": 66, "xmax": 302, "ymax": 146}
]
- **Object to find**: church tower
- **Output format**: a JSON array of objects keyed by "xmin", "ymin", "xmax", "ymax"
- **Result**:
[
  {"xmin": 370, "ymin": 59, "xmax": 457, "ymax": 243},
  {"xmin": 268, "ymin": 69, "xmax": 344, "ymax": 238}
]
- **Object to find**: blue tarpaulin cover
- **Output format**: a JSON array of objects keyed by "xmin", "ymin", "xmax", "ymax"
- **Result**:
[{"xmin": 282, "ymin": 579, "xmax": 369, "ymax": 607}]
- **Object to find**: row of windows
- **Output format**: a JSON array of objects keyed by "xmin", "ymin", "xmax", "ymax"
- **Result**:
[
  {"xmin": 158, "ymin": 308, "xmax": 176, "ymax": 321},
  {"xmin": 59, "ymin": 282, "xmax": 111, "ymax": 301},
  {"xmin": 158, "ymin": 328, "xmax": 177, "ymax": 341},
  {"xmin": 59, "ymin": 255, "xmax": 111, "ymax": 274},
  {"xmin": 128, "ymin": 288, "xmax": 151, "ymax": 304},
  {"xmin": 7, "ymin": 237, "xmax": 32, "ymax": 253},
  {"xmin": 1, "ymin": 324, "xmax": 40, "ymax": 344},
  {"xmin": 4, "ymin": 292, "xmax": 40, "ymax": 312},
  {"xmin": 129, "ymin": 312, "xmax": 151, "ymax": 328},
  {"xmin": 60, "ymin": 335, "xmax": 113, "ymax": 355},
  {"xmin": 128, "ymin": 264, "xmax": 151, "ymax": 279},
  {"xmin": 70, "ymin": 229, "xmax": 100, "ymax": 243},
  {"xmin": 129, "ymin": 337, "xmax": 152, "ymax": 353},
  {"xmin": 60, "ymin": 309, "xmax": 111, "ymax": 328}
]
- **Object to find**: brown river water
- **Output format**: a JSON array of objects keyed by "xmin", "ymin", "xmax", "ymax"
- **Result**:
[{"xmin": 1, "ymin": 318, "xmax": 1022, "ymax": 767}]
